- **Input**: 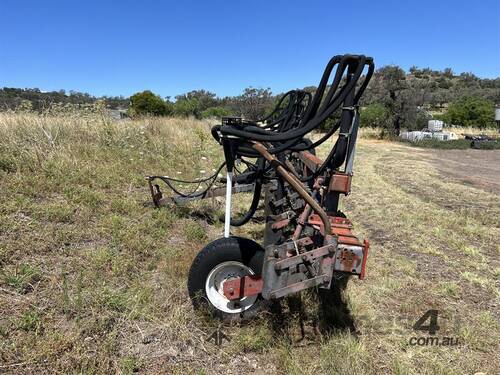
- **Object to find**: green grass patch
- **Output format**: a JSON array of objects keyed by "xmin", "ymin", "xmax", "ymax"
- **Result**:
[
  {"xmin": 18, "ymin": 309, "xmax": 42, "ymax": 333},
  {"xmin": 471, "ymin": 139, "xmax": 500, "ymax": 149},
  {"xmin": 408, "ymin": 138, "xmax": 471, "ymax": 149},
  {"xmin": 233, "ymin": 323, "xmax": 273, "ymax": 353},
  {"xmin": 1, "ymin": 263, "xmax": 41, "ymax": 293},
  {"xmin": 183, "ymin": 220, "xmax": 207, "ymax": 242}
]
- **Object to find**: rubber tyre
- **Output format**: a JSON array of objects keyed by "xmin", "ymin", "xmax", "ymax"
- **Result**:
[{"xmin": 187, "ymin": 236, "xmax": 265, "ymax": 321}]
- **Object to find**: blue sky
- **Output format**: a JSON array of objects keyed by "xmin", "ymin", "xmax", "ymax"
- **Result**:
[{"xmin": 1, "ymin": 0, "xmax": 499, "ymax": 98}]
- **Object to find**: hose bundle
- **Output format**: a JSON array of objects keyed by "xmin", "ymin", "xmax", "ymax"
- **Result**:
[
  {"xmin": 214, "ymin": 55, "xmax": 374, "ymax": 161},
  {"xmin": 152, "ymin": 54, "xmax": 374, "ymax": 226}
]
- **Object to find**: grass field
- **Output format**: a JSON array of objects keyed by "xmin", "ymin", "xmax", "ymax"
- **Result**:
[{"xmin": 0, "ymin": 114, "xmax": 498, "ymax": 374}]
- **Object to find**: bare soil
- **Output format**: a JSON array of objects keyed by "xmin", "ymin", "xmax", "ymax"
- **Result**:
[{"xmin": 426, "ymin": 148, "xmax": 500, "ymax": 192}]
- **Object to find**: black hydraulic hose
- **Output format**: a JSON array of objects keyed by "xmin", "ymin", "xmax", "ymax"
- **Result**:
[
  {"xmin": 217, "ymin": 56, "xmax": 367, "ymax": 144},
  {"xmin": 244, "ymin": 90, "xmax": 309, "ymax": 133},
  {"xmin": 243, "ymin": 90, "xmax": 310, "ymax": 132},
  {"xmin": 228, "ymin": 58, "xmax": 372, "ymax": 176},
  {"xmin": 354, "ymin": 61, "xmax": 375, "ymax": 103},
  {"xmin": 301, "ymin": 56, "xmax": 367, "ymax": 129},
  {"xmin": 229, "ymin": 157, "xmax": 265, "ymax": 226},
  {"xmin": 217, "ymin": 55, "xmax": 374, "ymax": 151},
  {"xmin": 230, "ymin": 178, "xmax": 262, "ymax": 226},
  {"xmin": 154, "ymin": 57, "xmax": 373, "ymax": 209},
  {"xmin": 259, "ymin": 90, "xmax": 295, "ymax": 124},
  {"xmin": 323, "ymin": 60, "xmax": 367, "ymax": 171},
  {"xmin": 154, "ymin": 161, "xmax": 226, "ymax": 198},
  {"xmin": 279, "ymin": 91, "xmax": 310, "ymax": 132},
  {"xmin": 299, "ymin": 55, "xmax": 343, "ymax": 124},
  {"xmin": 291, "ymin": 119, "xmax": 343, "ymax": 152},
  {"xmin": 209, "ymin": 92, "xmax": 303, "ymax": 143},
  {"xmin": 233, "ymin": 80, "xmax": 350, "ymax": 155},
  {"xmin": 313, "ymin": 59, "xmax": 348, "ymax": 120},
  {"xmin": 288, "ymin": 63, "xmax": 373, "ymax": 154},
  {"xmin": 158, "ymin": 162, "xmax": 226, "ymax": 184}
]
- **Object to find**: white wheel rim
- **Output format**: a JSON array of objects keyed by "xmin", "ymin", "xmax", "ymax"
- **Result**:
[{"xmin": 205, "ymin": 261, "xmax": 258, "ymax": 314}]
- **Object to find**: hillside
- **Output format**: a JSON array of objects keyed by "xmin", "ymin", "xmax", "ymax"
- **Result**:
[{"xmin": 2, "ymin": 67, "xmax": 499, "ymax": 117}]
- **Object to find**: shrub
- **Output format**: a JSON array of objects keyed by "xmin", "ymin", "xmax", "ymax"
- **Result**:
[
  {"xmin": 471, "ymin": 139, "xmax": 499, "ymax": 150},
  {"xmin": 173, "ymin": 98, "xmax": 201, "ymax": 118},
  {"xmin": 226, "ymin": 87, "xmax": 274, "ymax": 120},
  {"xmin": 443, "ymin": 96, "xmax": 495, "ymax": 128},
  {"xmin": 360, "ymin": 103, "xmax": 389, "ymax": 128},
  {"xmin": 129, "ymin": 90, "xmax": 171, "ymax": 117},
  {"xmin": 201, "ymin": 106, "xmax": 231, "ymax": 119},
  {"xmin": 408, "ymin": 139, "xmax": 471, "ymax": 149}
]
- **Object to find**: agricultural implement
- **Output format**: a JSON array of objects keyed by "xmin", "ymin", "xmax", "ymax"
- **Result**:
[{"xmin": 147, "ymin": 54, "xmax": 374, "ymax": 319}]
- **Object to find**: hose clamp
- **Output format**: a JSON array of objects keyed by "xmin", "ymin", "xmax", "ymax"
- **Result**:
[{"xmin": 341, "ymin": 105, "xmax": 360, "ymax": 111}]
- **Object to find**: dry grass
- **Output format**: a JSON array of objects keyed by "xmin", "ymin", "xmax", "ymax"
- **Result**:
[
  {"xmin": 446, "ymin": 126, "xmax": 499, "ymax": 137},
  {"xmin": 0, "ymin": 113, "xmax": 498, "ymax": 374}
]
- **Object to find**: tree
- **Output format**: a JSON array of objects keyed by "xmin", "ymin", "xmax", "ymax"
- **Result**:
[
  {"xmin": 227, "ymin": 87, "xmax": 274, "ymax": 120},
  {"xmin": 443, "ymin": 68, "xmax": 454, "ymax": 79},
  {"xmin": 443, "ymin": 96, "xmax": 495, "ymax": 128},
  {"xmin": 376, "ymin": 66, "xmax": 407, "ymax": 135},
  {"xmin": 360, "ymin": 103, "xmax": 389, "ymax": 127},
  {"xmin": 175, "ymin": 90, "xmax": 218, "ymax": 112},
  {"xmin": 129, "ymin": 90, "xmax": 170, "ymax": 116},
  {"xmin": 202, "ymin": 106, "xmax": 231, "ymax": 119},
  {"xmin": 173, "ymin": 98, "xmax": 201, "ymax": 118}
]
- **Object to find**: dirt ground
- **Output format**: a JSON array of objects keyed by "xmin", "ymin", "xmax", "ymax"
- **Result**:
[{"xmin": 426, "ymin": 148, "xmax": 500, "ymax": 192}]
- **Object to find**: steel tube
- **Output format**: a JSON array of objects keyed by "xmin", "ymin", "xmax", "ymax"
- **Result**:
[
  {"xmin": 252, "ymin": 142, "xmax": 332, "ymax": 236},
  {"xmin": 224, "ymin": 171, "xmax": 233, "ymax": 237}
]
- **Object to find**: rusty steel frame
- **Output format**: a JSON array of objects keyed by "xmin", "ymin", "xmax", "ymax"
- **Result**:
[
  {"xmin": 252, "ymin": 142, "xmax": 332, "ymax": 239},
  {"xmin": 221, "ymin": 142, "xmax": 368, "ymax": 301},
  {"xmin": 148, "ymin": 143, "xmax": 369, "ymax": 302},
  {"xmin": 146, "ymin": 131, "xmax": 368, "ymax": 303},
  {"xmin": 146, "ymin": 178, "xmax": 255, "ymax": 207}
]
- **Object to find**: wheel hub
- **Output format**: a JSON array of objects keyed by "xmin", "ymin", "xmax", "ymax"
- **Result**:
[{"xmin": 205, "ymin": 261, "xmax": 258, "ymax": 314}]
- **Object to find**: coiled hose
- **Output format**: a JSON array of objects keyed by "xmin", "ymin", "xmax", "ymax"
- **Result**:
[{"xmin": 152, "ymin": 54, "xmax": 374, "ymax": 225}]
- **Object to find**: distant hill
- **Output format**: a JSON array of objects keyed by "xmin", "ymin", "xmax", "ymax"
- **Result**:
[
  {"xmin": 363, "ymin": 67, "xmax": 500, "ymax": 108},
  {"xmin": 1, "ymin": 66, "xmax": 499, "ymax": 118},
  {"xmin": 0, "ymin": 88, "xmax": 129, "ymax": 111}
]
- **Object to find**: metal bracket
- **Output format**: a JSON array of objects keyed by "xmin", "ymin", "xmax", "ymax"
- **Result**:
[{"xmin": 274, "ymin": 244, "xmax": 335, "ymax": 271}]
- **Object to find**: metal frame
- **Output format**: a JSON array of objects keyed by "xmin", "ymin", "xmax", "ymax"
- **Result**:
[
  {"xmin": 222, "ymin": 143, "xmax": 369, "ymax": 301},
  {"xmin": 146, "ymin": 54, "xmax": 374, "ymax": 307}
]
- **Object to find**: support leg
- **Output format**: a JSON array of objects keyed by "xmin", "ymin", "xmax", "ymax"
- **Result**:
[{"xmin": 224, "ymin": 171, "xmax": 233, "ymax": 238}]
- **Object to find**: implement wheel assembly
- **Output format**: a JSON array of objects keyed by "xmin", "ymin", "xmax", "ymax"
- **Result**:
[{"xmin": 187, "ymin": 236, "xmax": 265, "ymax": 320}]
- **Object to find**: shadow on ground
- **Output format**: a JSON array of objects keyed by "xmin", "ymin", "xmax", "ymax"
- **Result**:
[{"xmin": 268, "ymin": 275, "xmax": 357, "ymax": 343}]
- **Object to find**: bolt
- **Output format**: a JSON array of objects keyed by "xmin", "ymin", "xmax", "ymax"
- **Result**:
[
  {"xmin": 302, "ymin": 255, "xmax": 308, "ymax": 261},
  {"xmin": 228, "ymin": 288, "xmax": 234, "ymax": 295}
]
